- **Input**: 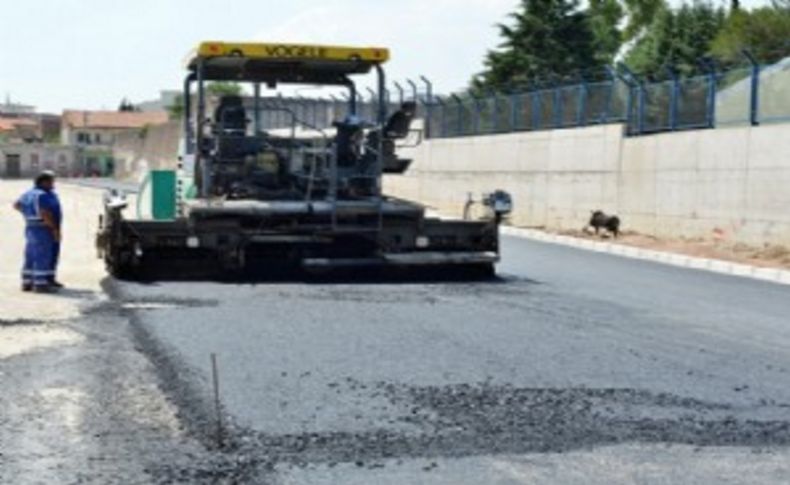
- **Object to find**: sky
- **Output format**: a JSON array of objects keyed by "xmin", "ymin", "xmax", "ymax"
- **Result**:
[
  {"xmin": 0, "ymin": 0, "xmax": 517, "ymax": 113},
  {"xmin": 0, "ymin": 0, "xmax": 771, "ymax": 114}
]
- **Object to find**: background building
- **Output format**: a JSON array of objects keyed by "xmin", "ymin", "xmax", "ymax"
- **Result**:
[
  {"xmin": 0, "ymin": 143, "xmax": 76, "ymax": 178},
  {"xmin": 61, "ymin": 110, "xmax": 168, "ymax": 176}
]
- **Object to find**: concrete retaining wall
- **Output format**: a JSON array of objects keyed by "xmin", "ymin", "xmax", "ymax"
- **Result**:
[
  {"xmin": 385, "ymin": 123, "xmax": 790, "ymax": 247},
  {"xmin": 111, "ymin": 117, "xmax": 790, "ymax": 247}
]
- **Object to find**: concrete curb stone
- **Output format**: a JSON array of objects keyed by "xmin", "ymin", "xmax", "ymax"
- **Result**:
[{"xmin": 502, "ymin": 226, "xmax": 790, "ymax": 287}]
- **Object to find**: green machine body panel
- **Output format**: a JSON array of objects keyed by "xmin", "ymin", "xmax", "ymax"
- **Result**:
[{"xmin": 150, "ymin": 170, "xmax": 177, "ymax": 220}]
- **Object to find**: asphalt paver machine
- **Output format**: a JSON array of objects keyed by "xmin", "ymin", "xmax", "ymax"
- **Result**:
[{"xmin": 97, "ymin": 42, "xmax": 512, "ymax": 279}]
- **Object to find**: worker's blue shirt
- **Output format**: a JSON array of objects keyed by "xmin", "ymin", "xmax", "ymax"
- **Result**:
[
  {"xmin": 17, "ymin": 187, "xmax": 60, "ymax": 230},
  {"xmin": 49, "ymin": 190, "xmax": 62, "ymax": 227}
]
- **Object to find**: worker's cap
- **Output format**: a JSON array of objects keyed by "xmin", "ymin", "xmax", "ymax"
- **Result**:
[{"xmin": 35, "ymin": 170, "xmax": 56, "ymax": 185}]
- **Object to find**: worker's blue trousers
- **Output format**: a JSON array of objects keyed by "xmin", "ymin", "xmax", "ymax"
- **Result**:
[
  {"xmin": 22, "ymin": 225, "xmax": 55, "ymax": 287},
  {"xmin": 52, "ymin": 241, "xmax": 60, "ymax": 280}
]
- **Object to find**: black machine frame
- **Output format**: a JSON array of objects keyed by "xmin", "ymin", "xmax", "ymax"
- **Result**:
[{"xmin": 97, "ymin": 48, "xmax": 509, "ymax": 280}]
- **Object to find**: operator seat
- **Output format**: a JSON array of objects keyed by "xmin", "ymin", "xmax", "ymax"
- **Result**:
[
  {"xmin": 384, "ymin": 101, "xmax": 417, "ymax": 139},
  {"xmin": 214, "ymin": 96, "xmax": 247, "ymax": 135},
  {"xmin": 334, "ymin": 115, "xmax": 364, "ymax": 168}
]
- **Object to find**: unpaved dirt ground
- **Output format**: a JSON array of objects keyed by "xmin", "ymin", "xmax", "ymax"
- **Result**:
[{"xmin": 554, "ymin": 228, "xmax": 790, "ymax": 270}]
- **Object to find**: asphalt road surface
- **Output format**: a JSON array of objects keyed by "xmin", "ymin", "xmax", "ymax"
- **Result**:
[{"xmin": 115, "ymin": 235, "xmax": 790, "ymax": 484}]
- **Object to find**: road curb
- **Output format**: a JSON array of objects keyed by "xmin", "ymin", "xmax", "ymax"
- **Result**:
[{"xmin": 502, "ymin": 226, "xmax": 790, "ymax": 287}]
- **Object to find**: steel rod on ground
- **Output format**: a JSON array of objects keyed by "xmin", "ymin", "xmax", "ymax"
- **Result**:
[{"xmin": 210, "ymin": 352, "xmax": 224, "ymax": 448}]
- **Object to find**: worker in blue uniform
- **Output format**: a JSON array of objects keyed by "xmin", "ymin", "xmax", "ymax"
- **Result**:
[
  {"xmin": 48, "ymin": 177, "xmax": 64, "ymax": 288},
  {"xmin": 13, "ymin": 171, "xmax": 62, "ymax": 293}
]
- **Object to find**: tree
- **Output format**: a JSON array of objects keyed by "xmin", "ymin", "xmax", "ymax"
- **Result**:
[
  {"xmin": 473, "ymin": 0, "xmax": 605, "ymax": 90},
  {"xmin": 206, "ymin": 82, "xmax": 243, "ymax": 97},
  {"xmin": 589, "ymin": 0, "xmax": 626, "ymax": 65},
  {"xmin": 624, "ymin": 1, "xmax": 725, "ymax": 76},
  {"xmin": 167, "ymin": 94, "xmax": 185, "ymax": 120},
  {"xmin": 711, "ymin": 6, "xmax": 790, "ymax": 64},
  {"xmin": 118, "ymin": 98, "xmax": 138, "ymax": 112},
  {"xmin": 622, "ymin": 0, "xmax": 668, "ymax": 40}
]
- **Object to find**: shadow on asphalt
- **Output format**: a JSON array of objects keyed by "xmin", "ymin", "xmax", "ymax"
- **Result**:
[{"xmin": 111, "ymin": 266, "xmax": 541, "ymax": 286}]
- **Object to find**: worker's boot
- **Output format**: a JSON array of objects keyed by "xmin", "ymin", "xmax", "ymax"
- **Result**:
[
  {"xmin": 48, "ymin": 279, "xmax": 65, "ymax": 289},
  {"xmin": 21, "ymin": 284, "xmax": 32, "ymax": 292}
]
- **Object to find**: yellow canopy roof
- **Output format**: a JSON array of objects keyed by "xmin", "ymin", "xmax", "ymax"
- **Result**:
[
  {"xmin": 185, "ymin": 42, "xmax": 390, "ymax": 85},
  {"xmin": 192, "ymin": 42, "xmax": 390, "ymax": 64}
]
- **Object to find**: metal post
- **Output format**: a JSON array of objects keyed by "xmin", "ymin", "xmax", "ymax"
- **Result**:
[
  {"xmin": 577, "ymin": 75, "xmax": 588, "ymax": 127},
  {"xmin": 347, "ymin": 81, "xmax": 358, "ymax": 116},
  {"xmin": 183, "ymin": 72, "xmax": 195, "ymax": 154},
  {"xmin": 489, "ymin": 90, "xmax": 499, "ymax": 133},
  {"xmin": 618, "ymin": 63, "xmax": 640, "ymax": 135},
  {"xmin": 472, "ymin": 95, "xmax": 483, "ymax": 134},
  {"xmin": 702, "ymin": 59, "xmax": 718, "ymax": 129},
  {"xmin": 196, "ymin": 60, "xmax": 211, "ymax": 197},
  {"xmin": 420, "ymin": 76, "xmax": 434, "ymax": 138},
  {"xmin": 551, "ymin": 78, "xmax": 562, "ymax": 128},
  {"xmin": 366, "ymin": 87, "xmax": 377, "ymax": 123},
  {"xmin": 407, "ymin": 79, "xmax": 418, "ymax": 102},
  {"xmin": 420, "ymin": 76, "xmax": 433, "ymax": 103},
  {"xmin": 603, "ymin": 66, "xmax": 619, "ymax": 123},
  {"xmin": 531, "ymin": 84, "xmax": 541, "ymax": 130},
  {"xmin": 329, "ymin": 94, "xmax": 339, "ymax": 122},
  {"xmin": 509, "ymin": 91, "xmax": 519, "ymax": 131},
  {"xmin": 435, "ymin": 96, "xmax": 447, "ymax": 138},
  {"xmin": 451, "ymin": 94, "xmax": 464, "ymax": 136},
  {"xmin": 666, "ymin": 66, "xmax": 679, "ymax": 131},
  {"xmin": 394, "ymin": 82, "xmax": 405, "ymax": 105},
  {"xmin": 375, "ymin": 65, "xmax": 387, "ymax": 204},
  {"xmin": 253, "ymin": 83, "xmax": 261, "ymax": 134},
  {"xmin": 743, "ymin": 50, "xmax": 760, "ymax": 126},
  {"xmin": 210, "ymin": 353, "xmax": 224, "ymax": 448}
]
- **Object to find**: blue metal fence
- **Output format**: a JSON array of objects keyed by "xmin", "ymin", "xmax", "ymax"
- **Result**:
[
  {"xmin": 252, "ymin": 55, "xmax": 790, "ymax": 139},
  {"xmin": 423, "ymin": 56, "xmax": 790, "ymax": 139}
]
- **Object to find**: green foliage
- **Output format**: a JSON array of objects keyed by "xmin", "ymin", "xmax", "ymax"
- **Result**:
[
  {"xmin": 624, "ymin": 1, "xmax": 726, "ymax": 76},
  {"xmin": 206, "ymin": 82, "xmax": 243, "ymax": 97},
  {"xmin": 622, "ymin": 0, "xmax": 668, "ymax": 40},
  {"xmin": 473, "ymin": 0, "xmax": 606, "ymax": 90},
  {"xmin": 167, "ymin": 94, "xmax": 185, "ymax": 120},
  {"xmin": 711, "ymin": 7, "xmax": 790, "ymax": 64},
  {"xmin": 589, "ymin": 0, "xmax": 625, "ymax": 65},
  {"xmin": 475, "ymin": 0, "xmax": 789, "ymax": 91}
]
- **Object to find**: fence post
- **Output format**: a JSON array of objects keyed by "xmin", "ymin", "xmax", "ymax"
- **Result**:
[
  {"xmin": 531, "ymin": 84, "xmax": 541, "ymax": 130},
  {"xmin": 618, "ymin": 63, "xmax": 640, "ymax": 135},
  {"xmin": 488, "ymin": 90, "xmax": 500, "ymax": 133},
  {"xmin": 699, "ymin": 58, "xmax": 718, "ymax": 129},
  {"xmin": 435, "ymin": 96, "xmax": 447, "ymax": 138},
  {"xmin": 407, "ymin": 79, "xmax": 419, "ymax": 102},
  {"xmin": 472, "ymin": 95, "xmax": 483, "ymax": 135},
  {"xmin": 577, "ymin": 76, "xmax": 588, "ymax": 127},
  {"xmin": 394, "ymin": 82, "xmax": 405, "ymax": 105},
  {"xmin": 666, "ymin": 66, "xmax": 679, "ymax": 131},
  {"xmin": 509, "ymin": 90, "xmax": 519, "ymax": 131},
  {"xmin": 451, "ymin": 94, "xmax": 464, "ymax": 136},
  {"xmin": 743, "ymin": 50, "xmax": 760, "ymax": 126},
  {"xmin": 604, "ymin": 66, "xmax": 618, "ymax": 123},
  {"xmin": 420, "ymin": 76, "xmax": 434, "ymax": 138},
  {"xmin": 552, "ymin": 81, "xmax": 563, "ymax": 128}
]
